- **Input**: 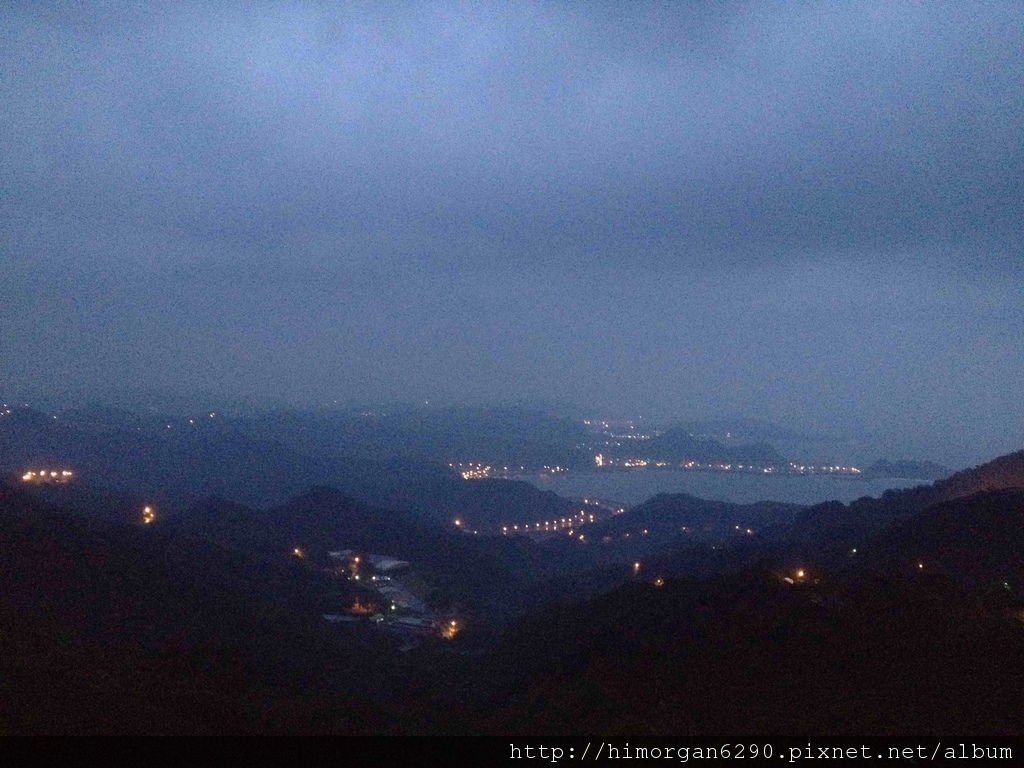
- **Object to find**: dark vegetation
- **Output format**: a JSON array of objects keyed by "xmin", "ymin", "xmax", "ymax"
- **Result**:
[
  {"xmin": 1, "ymin": 404, "xmax": 1022, "ymax": 735},
  {"xmin": 0, "ymin": 484, "xmax": 394, "ymax": 734}
]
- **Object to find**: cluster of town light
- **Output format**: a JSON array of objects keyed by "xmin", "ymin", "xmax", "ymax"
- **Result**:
[
  {"xmin": 595, "ymin": 454, "xmax": 862, "ymax": 475},
  {"xmin": 451, "ymin": 461, "xmax": 566, "ymax": 479},
  {"xmin": 457, "ymin": 463, "xmax": 493, "ymax": 480},
  {"xmin": 21, "ymin": 469, "xmax": 73, "ymax": 482}
]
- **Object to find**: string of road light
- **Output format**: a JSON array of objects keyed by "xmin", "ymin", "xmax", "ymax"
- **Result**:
[{"xmin": 498, "ymin": 508, "xmax": 596, "ymax": 536}]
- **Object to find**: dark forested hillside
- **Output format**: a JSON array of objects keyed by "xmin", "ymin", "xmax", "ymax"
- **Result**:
[
  {"xmin": 4, "ymin": 431, "xmax": 1024, "ymax": 737},
  {"xmin": 478, "ymin": 569, "xmax": 1024, "ymax": 735},
  {"xmin": 0, "ymin": 482, "xmax": 393, "ymax": 734},
  {"xmin": 167, "ymin": 487, "xmax": 569, "ymax": 616}
]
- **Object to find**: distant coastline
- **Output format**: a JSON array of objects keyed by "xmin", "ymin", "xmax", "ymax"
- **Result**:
[{"xmin": 517, "ymin": 467, "xmax": 925, "ymax": 506}]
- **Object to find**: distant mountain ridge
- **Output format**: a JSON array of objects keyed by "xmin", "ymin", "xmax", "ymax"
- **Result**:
[
  {"xmin": 704, "ymin": 448, "xmax": 1024, "ymax": 586},
  {"xmin": 0, "ymin": 406, "xmax": 579, "ymax": 529},
  {"xmin": 637, "ymin": 428, "xmax": 787, "ymax": 464},
  {"xmin": 593, "ymin": 448, "xmax": 1024, "ymax": 586},
  {"xmin": 929, "ymin": 450, "xmax": 1024, "ymax": 499},
  {"xmin": 863, "ymin": 458, "xmax": 949, "ymax": 481},
  {"xmin": 677, "ymin": 418, "xmax": 822, "ymax": 443}
]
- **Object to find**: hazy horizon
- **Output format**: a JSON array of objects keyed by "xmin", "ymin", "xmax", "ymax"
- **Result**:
[{"xmin": 3, "ymin": 3, "xmax": 1023, "ymax": 469}]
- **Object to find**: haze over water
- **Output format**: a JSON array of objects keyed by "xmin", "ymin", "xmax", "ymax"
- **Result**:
[{"xmin": 523, "ymin": 469, "xmax": 924, "ymax": 507}]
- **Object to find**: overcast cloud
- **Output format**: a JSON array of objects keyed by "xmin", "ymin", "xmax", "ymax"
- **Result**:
[{"xmin": 2, "ymin": 2, "xmax": 1023, "ymax": 465}]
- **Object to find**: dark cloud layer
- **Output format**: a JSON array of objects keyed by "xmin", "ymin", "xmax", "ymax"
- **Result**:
[{"xmin": 2, "ymin": 3, "xmax": 1023, "ymax": 464}]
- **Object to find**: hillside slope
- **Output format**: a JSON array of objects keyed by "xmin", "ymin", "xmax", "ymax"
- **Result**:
[{"xmin": 0, "ymin": 483, "xmax": 393, "ymax": 734}]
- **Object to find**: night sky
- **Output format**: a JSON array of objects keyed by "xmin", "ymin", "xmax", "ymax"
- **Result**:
[{"xmin": 2, "ymin": 3, "xmax": 1023, "ymax": 465}]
